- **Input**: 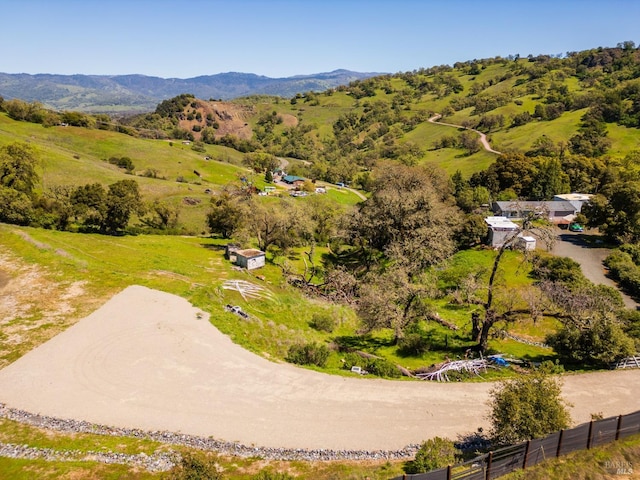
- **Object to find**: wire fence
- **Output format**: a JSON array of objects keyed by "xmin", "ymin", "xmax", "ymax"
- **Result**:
[{"xmin": 393, "ymin": 410, "xmax": 640, "ymax": 480}]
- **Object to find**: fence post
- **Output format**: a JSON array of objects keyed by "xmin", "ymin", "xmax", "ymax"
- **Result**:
[
  {"xmin": 616, "ymin": 415, "xmax": 623, "ymax": 441},
  {"xmin": 556, "ymin": 429, "xmax": 564, "ymax": 457},
  {"xmin": 587, "ymin": 420, "xmax": 594, "ymax": 449},
  {"xmin": 447, "ymin": 464, "xmax": 452, "ymax": 480},
  {"xmin": 485, "ymin": 451, "xmax": 493, "ymax": 480},
  {"xmin": 522, "ymin": 440, "xmax": 530, "ymax": 469}
]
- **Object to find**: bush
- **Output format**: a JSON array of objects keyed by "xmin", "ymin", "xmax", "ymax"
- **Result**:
[
  {"xmin": 286, "ymin": 342, "xmax": 330, "ymax": 367},
  {"xmin": 341, "ymin": 352, "xmax": 365, "ymax": 371},
  {"xmin": 167, "ymin": 452, "xmax": 223, "ymax": 480},
  {"xmin": 341, "ymin": 353, "xmax": 401, "ymax": 377},
  {"xmin": 405, "ymin": 437, "xmax": 458, "ymax": 474},
  {"xmin": 488, "ymin": 371, "xmax": 571, "ymax": 446},
  {"xmin": 309, "ymin": 312, "xmax": 336, "ymax": 333},
  {"xmin": 531, "ymin": 254, "xmax": 586, "ymax": 285},
  {"xmin": 546, "ymin": 320, "xmax": 635, "ymax": 367},
  {"xmin": 365, "ymin": 358, "xmax": 401, "ymax": 378},
  {"xmin": 398, "ymin": 332, "xmax": 430, "ymax": 356},
  {"xmin": 107, "ymin": 156, "xmax": 135, "ymax": 172}
]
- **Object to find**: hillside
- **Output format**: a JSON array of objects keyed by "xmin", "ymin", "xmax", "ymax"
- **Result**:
[
  {"xmin": 0, "ymin": 69, "xmax": 382, "ymax": 113},
  {"xmin": 112, "ymin": 45, "xmax": 638, "ymax": 182},
  {"xmin": 2, "ymin": 43, "xmax": 640, "ymax": 479}
]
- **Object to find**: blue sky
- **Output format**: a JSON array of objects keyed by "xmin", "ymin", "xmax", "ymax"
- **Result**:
[{"xmin": 2, "ymin": 0, "xmax": 639, "ymax": 78}]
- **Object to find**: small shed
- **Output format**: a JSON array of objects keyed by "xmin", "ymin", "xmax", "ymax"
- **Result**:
[
  {"xmin": 225, "ymin": 244, "xmax": 241, "ymax": 262},
  {"xmin": 516, "ymin": 235, "xmax": 536, "ymax": 251},
  {"xmin": 485, "ymin": 216, "xmax": 519, "ymax": 248},
  {"xmin": 235, "ymin": 249, "xmax": 266, "ymax": 270}
]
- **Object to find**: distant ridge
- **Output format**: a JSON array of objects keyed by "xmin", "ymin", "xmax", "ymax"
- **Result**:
[{"xmin": 0, "ymin": 69, "xmax": 384, "ymax": 113}]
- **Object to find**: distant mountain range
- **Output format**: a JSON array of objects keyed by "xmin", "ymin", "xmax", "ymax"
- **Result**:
[{"xmin": 0, "ymin": 69, "xmax": 384, "ymax": 113}]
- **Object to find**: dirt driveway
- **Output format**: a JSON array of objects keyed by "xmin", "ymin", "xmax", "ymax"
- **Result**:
[
  {"xmin": 552, "ymin": 231, "xmax": 638, "ymax": 309},
  {"xmin": 0, "ymin": 286, "xmax": 638, "ymax": 451}
]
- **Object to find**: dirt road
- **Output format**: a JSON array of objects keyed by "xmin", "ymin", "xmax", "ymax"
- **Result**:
[
  {"xmin": 0, "ymin": 286, "xmax": 638, "ymax": 451},
  {"xmin": 428, "ymin": 114, "xmax": 502, "ymax": 155}
]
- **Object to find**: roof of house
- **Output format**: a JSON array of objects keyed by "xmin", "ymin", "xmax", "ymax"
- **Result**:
[
  {"xmin": 493, "ymin": 200, "xmax": 577, "ymax": 212},
  {"xmin": 485, "ymin": 216, "xmax": 519, "ymax": 229},
  {"xmin": 235, "ymin": 248, "xmax": 265, "ymax": 258},
  {"xmin": 282, "ymin": 175, "xmax": 306, "ymax": 183}
]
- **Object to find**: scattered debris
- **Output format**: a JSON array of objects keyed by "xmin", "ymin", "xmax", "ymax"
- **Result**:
[
  {"xmin": 416, "ymin": 359, "xmax": 490, "ymax": 382},
  {"xmin": 614, "ymin": 356, "xmax": 640, "ymax": 369},
  {"xmin": 224, "ymin": 304, "xmax": 249, "ymax": 319},
  {"xmin": 221, "ymin": 279, "xmax": 275, "ymax": 302}
]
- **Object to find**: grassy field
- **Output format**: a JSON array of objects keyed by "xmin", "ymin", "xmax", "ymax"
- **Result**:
[
  {"xmin": 502, "ymin": 433, "xmax": 640, "ymax": 480},
  {"xmin": 0, "ymin": 224, "xmax": 553, "ymax": 376},
  {"xmin": 0, "ymin": 113, "xmax": 252, "ymax": 233}
]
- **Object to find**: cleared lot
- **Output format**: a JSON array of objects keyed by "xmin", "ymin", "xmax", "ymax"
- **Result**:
[{"xmin": 0, "ymin": 286, "xmax": 638, "ymax": 451}]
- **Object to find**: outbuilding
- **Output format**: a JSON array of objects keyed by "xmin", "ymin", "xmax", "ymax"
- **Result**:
[
  {"xmin": 516, "ymin": 235, "xmax": 536, "ymax": 251},
  {"xmin": 485, "ymin": 216, "xmax": 519, "ymax": 248},
  {"xmin": 235, "ymin": 249, "xmax": 266, "ymax": 270}
]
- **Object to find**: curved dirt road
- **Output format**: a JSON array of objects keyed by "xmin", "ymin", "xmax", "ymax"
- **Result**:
[
  {"xmin": 0, "ymin": 286, "xmax": 638, "ymax": 451},
  {"xmin": 428, "ymin": 114, "xmax": 502, "ymax": 154}
]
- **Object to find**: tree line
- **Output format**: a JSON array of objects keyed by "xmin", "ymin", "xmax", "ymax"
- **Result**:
[{"xmin": 0, "ymin": 142, "xmax": 179, "ymax": 234}]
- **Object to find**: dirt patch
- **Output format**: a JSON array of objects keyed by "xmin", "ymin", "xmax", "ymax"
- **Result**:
[
  {"xmin": 178, "ymin": 99, "xmax": 255, "ymax": 141},
  {"xmin": 0, "ymin": 270, "xmax": 9, "ymax": 290},
  {"xmin": 0, "ymin": 252, "xmax": 95, "ymax": 368},
  {"xmin": 279, "ymin": 113, "xmax": 298, "ymax": 127}
]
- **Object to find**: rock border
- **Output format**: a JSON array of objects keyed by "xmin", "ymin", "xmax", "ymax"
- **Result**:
[{"xmin": 0, "ymin": 403, "xmax": 418, "ymax": 462}]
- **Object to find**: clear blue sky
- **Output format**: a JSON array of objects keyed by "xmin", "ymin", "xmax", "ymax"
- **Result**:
[{"xmin": 2, "ymin": 0, "xmax": 639, "ymax": 78}]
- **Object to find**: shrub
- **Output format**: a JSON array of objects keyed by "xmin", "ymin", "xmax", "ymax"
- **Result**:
[
  {"xmin": 405, "ymin": 437, "xmax": 458, "ymax": 474},
  {"xmin": 309, "ymin": 312, "xmax": 336, "ymax": 333},
  {"xmin": 167, "ymin": 452, "xmax": 223, "ymax": 480},
  {"xmin": 286, "ymin": 342, "xmax": 330, "ymax": 367},
  {"xmin": 107, "ymin": 156, "xmax": 135, "ymax": 172},
  {"xmin": 341, "ymin": 352, "xmax": 365, "ymax": 370},
  {"xmin": 398, "ymin": 332, "xmax": 430, "ymax": 356},
  {"xmin": 546, "ymin": 320, "xmax": 635, "ymax": 367},
  {"xmin": 365, "ymin": 358, "xmax": 401, "ymax": 378},
  {"xmin": 488, "ymin": 371, "xmax": 571, "ymax": 446}
]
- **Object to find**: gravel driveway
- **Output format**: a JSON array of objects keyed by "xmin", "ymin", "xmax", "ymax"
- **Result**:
[
  {"xmin": 552, "ymin": 230, "xmax": 638, "ymax": 309},
  {"xmin": 0, "ymin": 286, "xmax": 638, "ymax": 451}
]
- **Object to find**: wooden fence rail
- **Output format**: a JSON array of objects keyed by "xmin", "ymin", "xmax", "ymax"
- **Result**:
[{"xmin": 393, "ymin": 410, "xmax": 640, "ymax": 480}]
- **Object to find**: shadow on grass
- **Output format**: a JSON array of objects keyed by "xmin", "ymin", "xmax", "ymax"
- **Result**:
[
  {"xmin": 333, "ymin": 334, "xmax": 395, "ymax": 353},
  {"xmin": 200, "ymin": 243, "xmax": 226, "ymax": 251}
]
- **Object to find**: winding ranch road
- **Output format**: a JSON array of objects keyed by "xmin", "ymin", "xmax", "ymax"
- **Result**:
[
  {"xmin": 0, "ymin": 286, "xmax": 638, "ymax": 452},
  {"xmin": 428, "ymin": 114, "xmax": 502, "ymax": 154}
]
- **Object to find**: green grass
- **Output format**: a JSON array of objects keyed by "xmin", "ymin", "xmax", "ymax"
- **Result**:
[
  {"xmin": 0, "ymin": 418, "xmax": 166, "ymax": 456},
  {"xmin": 0, "ymin": 458, "xmax": 160, "ymax": 480},
  {"xmin": 0, "ymin": 113, "xmax": 251, "ymax": 233},
  {"xmin": 0, "ymin": 226, "xmax": 553, "ymax": 372},
  {"xmin": 502, "ymin": 433, "xmax": 640, "ymax": 480}
]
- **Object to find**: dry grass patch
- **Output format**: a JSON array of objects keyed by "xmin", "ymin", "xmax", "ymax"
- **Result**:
[{"xmin": 0, "ymin": 250, "xmax": 102, "ymax": 367}]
